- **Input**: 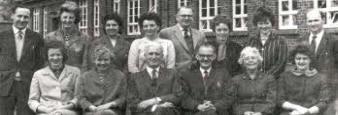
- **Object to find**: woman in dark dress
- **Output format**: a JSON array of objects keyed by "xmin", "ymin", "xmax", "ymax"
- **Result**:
[
  {"xmin": 77, "ymin": 45, "xmax": 127, "ymax": 115},
  {"xmin": 211, "ymin": 15, "xmax": 243, "ymax": 76},
  {"xmin": 278, "ymin": 45, "xmax": 330, "ymax": 115},
  {"xmin": 228, "ymin": 46, "xmax": 276, "ymax": 115},
  {"xmin": 91, "ymin": 13, "xmax": 130, "ymax": 73}
]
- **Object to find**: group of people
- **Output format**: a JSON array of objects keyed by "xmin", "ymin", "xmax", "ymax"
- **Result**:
[{"xmin": 0, "ymin": 1, "xmax": 338, "ymax": 115}]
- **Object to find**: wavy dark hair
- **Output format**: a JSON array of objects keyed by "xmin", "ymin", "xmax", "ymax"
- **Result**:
[
  {"xmin": 58, "ymin": 1, "xmax": 81, "ymax": 24},
  {"xmin": 289, "ymin": 45, "xmax": 317, "ymax": 69},
  {"xmin": 138, "ymin": 12, "xmax": 162, "ymax": 30},
  {"xmin": 102, "ymin": 13, "xmax": 123, "ymax": 34},
  {"xmin": 211, "ymin": 15, "xmax": 232, "ymax": 32},
  {"xmin": 45, "ymin": 40, "xmax": 68, "ymax": 63},
  {"xmin": 253, "ymin": 7, "xmax": 275, "ymax": 27}
]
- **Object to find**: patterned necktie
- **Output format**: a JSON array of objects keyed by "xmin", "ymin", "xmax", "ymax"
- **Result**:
[
  {"xmin": 183, "ymin": 28, "xmax": 194, "ymax": 53},
  {"xmin": 18, "ymin": 31, "xmax": 23, "ymax": 40},
  {"xmin": 204, "ymin": 70, "xmax": 209, "ymax": 80},
  {"xmin": 311, "ymin": 35, "xmax": 317, "ymax": 54}
]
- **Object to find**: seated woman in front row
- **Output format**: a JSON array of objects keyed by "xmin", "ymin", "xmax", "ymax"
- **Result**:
[
  {"xmin": 228, "ymin": 46, "xmax": 276, "ymax": 115},
  {"xmin": 76, "ymin": 44, "xmax": 127, "ymax": 115},
  {"xmin": 28, "ymin": 40, "xmax": 80, "ymax": 115},
  {"xmin": 278, "ymin": 45, "xmax": 330, "ymax": 115}
]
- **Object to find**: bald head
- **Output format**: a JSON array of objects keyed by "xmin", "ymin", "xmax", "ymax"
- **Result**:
[{"xmin": 306, "ymin": 9, "xmax": 324, "ymax": 34}]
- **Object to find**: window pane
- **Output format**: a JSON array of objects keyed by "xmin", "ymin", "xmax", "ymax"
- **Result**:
[
  {"xmin": 201, "ymin": 20, "xmax": 207, "ymax": 29},
  {"xmin": 236, "ymin": 6, "xmax": 240, "ymax": 14},
  {"xmin": 135, "ymin": 8, "xmax": 138, "ymax": 15},
  {"xmin": 202, "ymin": 9, "xmax": 207, "ymax": 17},
  {"xmin": 282, "ymin": 1, "xmax": 289, "ymax": 11},
  {"xmin": 332, "ymin": 0, "xmax": 338, "ymax": 7},
  {"xmin": 243, "ymin": 17, "xmax": 248, "ymax": 27},
  {"xmin": 318, "ymin": 0, "xmax": 326, "ymax": 8},
  {"xmin": 202, "ymin": 0, "xmax": 207, "ymax": 8},
  {"xmin": 235, "ymin": 18, "xmax": 241, "ymax": 27},
  {"xmin": 330, "ymin": 11, "xmax": 338, "ymax": 24},
  {"xmin": 129, "ymin": 9, "xmax": 133, "ymax": 15},
  {"xmin": 129, "ymin": 17, "xmax": 133, "ymax": 22},
  {"xmin": 210, "ymin": 0, "xmax": 215, "ymax": 7},
  {"xmin": 134, "ymin": 25, "xmax": 139, "ymax": 32},
  {"xmin": 129, "ymin": 1, "xmax": 133, "ymax": 8},
  {"xmin": 322, "ymin": 13, "xmax": 327, "ymax": 24},
  {"xmin": 135, "ymin": 1, "xmax": 138, "ymax": 7},
  {"xmin": 135, "ymin": 16, "xmax": 139, "ymax": 22},
  {"xmin": 129, "ymin": 26, "xmax": 133, "ymax": 32},
  {"xmin": 282, "ymin": 15, "xmax": 290, "ymax": 26},
  {"xmin": 244, "ymin": 5, "xmax": 247, "ymax": 14},
  {"xmin": 236, "ymin": 0, "xmax": 240, "ymax": 5},
  {"xmin": 292, "ymin": 0, "xmax": 299, "ymax": 10},
  {"xmin": 210, "ymin": 8, "xmax": 215, "ymax": 16}
]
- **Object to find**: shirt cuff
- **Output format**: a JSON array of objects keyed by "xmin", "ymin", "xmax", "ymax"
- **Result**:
[{"xmin": 308, "ymin": 106, "xmax": 319, "ymax": 114}]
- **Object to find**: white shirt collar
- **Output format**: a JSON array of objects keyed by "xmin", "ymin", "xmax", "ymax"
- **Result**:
[
  {"xmin": 200, "ymin": 67, "xmax": 211, "ymax": 77},
  {"xmin": 146, "ymin": 66, "xmax": 160, "ymax": 78},
  {"xmin": 12, "ymin": 26, "xmax": 26, "ymax": 35},
  {"xmin": 309, "ymin": 30, "xmax": 324, "ymax": 52}
]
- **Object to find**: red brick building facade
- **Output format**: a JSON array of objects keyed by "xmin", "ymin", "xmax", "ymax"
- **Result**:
[{"xmin": 16, "ymin": 0, "xmax": 338, "ymax": 46}]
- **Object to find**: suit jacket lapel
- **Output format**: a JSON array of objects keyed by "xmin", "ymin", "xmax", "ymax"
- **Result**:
[
  {"xmin": 7, "ymin": 29, "xmax": 17, "ymax": 60},
  {"xmin": 316, "ymin": 32, "xmax": 329, "ymax": 57},
  {"xmin": 173, "ymin": 25, "xmax": 190, "ymax": 53},
  {"xmin": 20, "ymin": 29, "xmax": 33, "ymax": 62},
  {"xmin": 114, "ymin": 38, "xmax": 124, "ymax": 53}
]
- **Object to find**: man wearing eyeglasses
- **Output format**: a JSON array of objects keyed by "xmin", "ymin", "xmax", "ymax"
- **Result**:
[
  {"xmin": 179, "ymin": 42, "xmax": 232, "ymax": 115},
  {"xmin": 160, "ymin": 6, "xmax": 206, "ymax": 72}
]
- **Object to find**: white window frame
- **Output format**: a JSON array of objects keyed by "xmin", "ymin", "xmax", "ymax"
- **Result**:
[
  {"xmin": 43, "ymin": 7, "xmax": 48, "ymax": 37},
  {"xmin": 149, "ymin": 0, "xmax": 158, "ymax": 12},
  {"xmin": 178, "ymin": 0, "xmax": 191, "ymax": 8},
  {"xmin": 278, "ymin": 0, "xmax": 299, "ymax": 29},
  {"xmin": 33, "ymin": 8, "xmax": 40, "ymax": 33},
  {"xmin": 127, "ymin": 0, "xmax": 141, "ymax": 35},
  {"xmin": 79, "ymin": 0, "xmax": 88, "ymax": 34},
  {"xmin": 199, "ymin": 0, "xmax": 218, "ymax": 32},
  {"xmin": 113, "ymin": 0, "xmax": 120, "ymax": 13},
  {"xmin": 94, "ymin": 0, "xmax": 100, "ymax": 37},
  {"xmin": 232, "ymin": 0, "xmax": 248, "ymax": 31},
  {"xmin": 312, "ymin": 0, "xmax": 338, "ymax": 28}
]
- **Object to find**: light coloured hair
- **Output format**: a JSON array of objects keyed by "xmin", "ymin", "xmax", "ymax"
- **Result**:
[
  {"xmin": 144, "ymin": 42, "xmax": 164, "ymax": 56},
  {"xmin": 238, "ymin": 46, "xmax": 263, "ymax": 65},
  {"xmin": 92, "ymin": 44, "xmax": 115, "ymax": 61}
]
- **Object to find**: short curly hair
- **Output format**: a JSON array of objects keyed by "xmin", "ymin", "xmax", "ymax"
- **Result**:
[
  {"xmin": 91, "ymin": 44, "xmax": 115, "ymax": 62},
  {"xmin": 252, "ymin": 7, "xmax": 275, "ymax": 27},
  {"xmin": 138, "ymin": 12, "xmax": 162, "ymax": 29},
  {"xmin": 289, "ymin": 45, "xmax": 317, "ymax": 69},
  {"xmin": 211, "ymin": 15, "xmax": 232, "ymax": 32},
  {"xmin": 45, "ymin": 40, "xmax": 68, "ymax": 63},
  {"xmin": 102, "ymin": 13, "xmax": 124, "ymax": 34},
  {"xmin": 238, "ymin": 46, "xmax": 263, "ymax": 66},
  {"xmin": 58, "ymin": 1, "xmax": 81, "ymax": 24}
]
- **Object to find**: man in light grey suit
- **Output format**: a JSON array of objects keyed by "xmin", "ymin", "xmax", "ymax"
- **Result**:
[{"xmin": 160, "ymin": 7, "xmax": 206, "ymax": 71}]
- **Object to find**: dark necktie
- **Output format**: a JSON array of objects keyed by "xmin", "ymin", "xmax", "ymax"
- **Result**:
[
  {"xmin": 183, "ymin": 28, "xmax": 194, "ymax": 53},
  {"xmin": 151, "ymin": 69, "xmax": 158, "ymax": 87},
  {"xmin": 311, "ymin": 35, "xmax": 317, "ymax": 53},
  {"xmin": 18, "ymin": 31, "xmax": 23, "ymax": 40},
  {"xmin": 204, "ymin": 70, "xmax": 209, "ymax": 80}
]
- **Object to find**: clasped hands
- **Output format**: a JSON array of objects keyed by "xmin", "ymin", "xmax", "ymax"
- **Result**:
[
  {"xmin": 88, "ymin": 101, "xmax": 117, "ymax": 112},
  {"xmin": 243, "ymin": 111, "xmax": 262, "ymax": 115},
  {"xmin": 38, "ymin": 103, "xmax": 75, "ymax": 114},
  {"xmin": 138, "ymin": 98, "xmax": 174, "ymax": 109},
  {"xmin": 289, "ymin": 106, "xmax": 319, "ymax": 115},
  {"xmin": 197, "ymin": 100, "xmax": 216, "ymax": 112}
]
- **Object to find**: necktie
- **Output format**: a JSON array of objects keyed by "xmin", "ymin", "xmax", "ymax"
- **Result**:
[
  {"xmin": 183, "ymin": 28, "xmax": 194, "ymax": 53},
  {"xmin": 151, "ymin": 69, "xmax": 158, "ymax": 87},
  {"xmin": 204, "ymin": 70, "xmax": 209, "ymax": 80},
  {"xmin": 18, "ymin": 31, "xmax": 23, "ymax": 40},
  {"xmin": 311, "ymin": 35, "xmax": 317, "ymax": 53}
]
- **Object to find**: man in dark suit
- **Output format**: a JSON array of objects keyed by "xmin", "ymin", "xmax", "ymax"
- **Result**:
[
  {"xmin": 127, "ymin": 42, "xmax": 182, "ymax": 115},
  {"xmin": 160, "ymin": 6, "xmax": 206, "ymax": 71},
  {"xmin": 298, "ymin": 9, "xmax": 338, "ymax": 92},
  {"xmin": 179, "ymin": 42, "xmax": 232, "ymax": 115},
  {"xmin": 0, "ymin": 5, "xmax": 44, "ymax": 115}
]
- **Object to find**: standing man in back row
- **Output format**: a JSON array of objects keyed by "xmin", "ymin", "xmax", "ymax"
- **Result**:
[
  {"xmin": 160, "ymin": 6, "xmax": 206, "ymax": 71},
  {"xmin": 0, "ymin": 5, "xmax": 45, "ymax": 115}
]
